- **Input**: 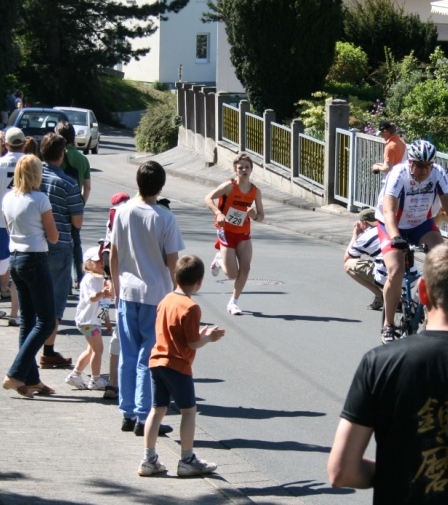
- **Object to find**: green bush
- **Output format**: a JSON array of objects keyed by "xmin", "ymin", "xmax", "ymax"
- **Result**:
[
  {"xmin": 323, "ymin": 81, "xmax": 381, "ymax": 102},
  {"xmin": 326, "ymin": 42, "xmax": 369, "ymax": 85},
  {"xmin": 135, "ymin": 97, "xmax": 181, "ymax": 154}
]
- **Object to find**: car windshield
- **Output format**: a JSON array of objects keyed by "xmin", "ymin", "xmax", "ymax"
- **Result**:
[
  {"xmin": 18, "ymin": 112, "xmax": 67, "ymax": 130},
  {"xmin": 64, "ymin": 111, "xmax": 88, "ymax": 126}
]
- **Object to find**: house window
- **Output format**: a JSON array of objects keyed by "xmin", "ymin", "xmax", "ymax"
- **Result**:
[{"xmin": 196, "ymin": 33, "xmax": 210, "ymax": 62}]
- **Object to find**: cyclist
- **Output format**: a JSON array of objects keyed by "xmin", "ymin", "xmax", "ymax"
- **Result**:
[{"xmin": 375, "ymin": 139, "xmax": 448, "ymax": 344}]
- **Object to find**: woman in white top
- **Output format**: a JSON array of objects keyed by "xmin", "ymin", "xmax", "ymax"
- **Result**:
[{"xmin": 2, "ymin": 155, "xmax": 59, "ymax": 399}]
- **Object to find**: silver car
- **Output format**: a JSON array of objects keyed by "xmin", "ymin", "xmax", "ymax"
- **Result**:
[{"xmin": 54, "ymin": 106, "xmax": 100, "ymax": 154}]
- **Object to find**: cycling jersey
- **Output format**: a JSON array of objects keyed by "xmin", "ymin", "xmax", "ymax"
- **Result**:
[{"xmin": 375, "ymin": 161, "xmax": 448, "ymax": 229}]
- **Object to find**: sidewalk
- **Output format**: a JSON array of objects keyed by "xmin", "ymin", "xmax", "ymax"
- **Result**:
[{"xmin": 0, "ymin": 307, "xmax": 258, "ymax": 505}]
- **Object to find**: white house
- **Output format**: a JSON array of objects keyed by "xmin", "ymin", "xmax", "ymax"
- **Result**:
[{"xmin": 117, "ymin": 0, "xmax": 217, "ymax": 86}]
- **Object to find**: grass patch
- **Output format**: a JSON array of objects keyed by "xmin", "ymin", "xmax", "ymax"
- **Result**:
[{"xmin": 99, "ymin": 76, "xmax": 169, "ymax": 112}]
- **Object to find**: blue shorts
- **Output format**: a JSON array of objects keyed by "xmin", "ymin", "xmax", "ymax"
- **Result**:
[
  {"xmin": 48, "ymin": 247, "xmax": 72, "ymax": 319},
  {"xmin": 378, "ymin": 219, "xmax": 439, "ymax": 255},
  {"xmin": 150, "ymin": 366, "xmax": 196, "ymax": 410}
]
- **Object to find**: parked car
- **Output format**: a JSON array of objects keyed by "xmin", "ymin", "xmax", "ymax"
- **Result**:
[
  {"xmin": 5, "ymin": 108, "xmax": 69, "ymax": 146},
  {"xmin": 54, "ymin": 107, "xmax": 100, "ymax": 154}
]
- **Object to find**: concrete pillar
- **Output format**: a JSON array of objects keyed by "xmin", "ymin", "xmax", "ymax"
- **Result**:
[
  {"xmin": 201, "ymin": 87, "xmax": 216, "ymax": 141},
  {"xmin": 291, "ymin": 119, "xmax": 304, "ymax": 178},
  {"xmin": 324, "ymin": 99, "xmax": 349, "ymax": 205},
  {"xmin": 175, "ymin": 81, "xmax": 185, "ymax": 126},
  {"xmin": 263, "ymin": 109, "xmax": 276, "ymax": 165},
  {"xmin": 239, "ymin": 100, "xmax": 250, "ymax": 152},
  {"xmin": 192, "ymin": 84, "xmax": 203, "ymax": 136}
]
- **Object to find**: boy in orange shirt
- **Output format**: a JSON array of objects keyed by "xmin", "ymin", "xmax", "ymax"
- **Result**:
[{"xmin": 138, "ymin": 255, "xmax": 225, "ymax": 477}]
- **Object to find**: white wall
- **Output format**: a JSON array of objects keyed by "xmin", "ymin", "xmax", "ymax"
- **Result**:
[
  {"xmin": 216, "ymin": 23, "xmax": 244, "ymax": 94},
  {"xmin": 121, "ymin": 0, "xmax": 217, "ymax": 84}
]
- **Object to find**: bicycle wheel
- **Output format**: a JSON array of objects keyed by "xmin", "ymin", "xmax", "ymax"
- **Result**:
[{"xmin": 396, "ymin": 299, "xmax": 426, "ymax": 338}]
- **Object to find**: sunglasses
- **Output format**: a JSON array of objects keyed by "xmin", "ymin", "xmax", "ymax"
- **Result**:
[{"xmin": 412, "ymin": 161, "xmax": 433, "ymax": 170}]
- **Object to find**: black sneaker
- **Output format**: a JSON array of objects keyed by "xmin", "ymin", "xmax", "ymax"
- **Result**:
[
  {"xmin": 121, "ymin": 417, "xmax": 136, "ymax": 432},
  {"xmin": 134, "ymin": 422, "xmax": 145, "ymax": 436},
  {"xmin": 158, "ymin": 424, "xmax": 173, "ymax": 436},
  {"xmin": 381, "ymin": 325, "xmax": 396, "ymax": 345}
]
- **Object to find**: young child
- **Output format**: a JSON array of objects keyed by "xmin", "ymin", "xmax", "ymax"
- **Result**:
[
  {"xmin": 138, "ymin": 255, "xmax": 225, "ymax": 477},
  {"xmin": 101, "ymin": 192, "xmax": 130, "ymax": 400},
  {"xmin": 65, "ymin": 247, "xmax": 113, "ymax": 390},
  {"xmin": 205, "ymin": 153, "xmax": 264, "ymax": 315}
]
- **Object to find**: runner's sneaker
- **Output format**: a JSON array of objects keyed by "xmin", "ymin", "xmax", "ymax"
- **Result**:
[
  {"xmin": 65, "ymin": 374, "xmax": 88, "ymax": 390},
  {"xmin": 381, "ymin": 324, "xmax": 397, "ymax": 345},
  {"xmin": 227, "ymin": 301, "xmax": 242, "ymax": 315},
  {"xmin": 88, "ymin": 377, "xmax": 108, "ymax": 390},
  {"xmin": 210, "ymin": 252, "xmax": 222, "ymax": 277},
  {"xmin": 138, "ymin": 457, "xmax": 166, "ymax": 477},
  {"xmin": 177, "ymin": 454, "xmax": 217, "ymax": 477}
]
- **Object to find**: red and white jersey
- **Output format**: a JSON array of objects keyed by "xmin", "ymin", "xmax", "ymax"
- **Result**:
[{"xmin": 375, "ymin": 161, "xmax": 448, "ymax": 229}]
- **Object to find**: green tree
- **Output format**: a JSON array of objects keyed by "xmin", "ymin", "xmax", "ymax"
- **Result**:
[
  {"xmin": 0, "ymin": 1, "xmax": 21, "ymax": 93},
  {"xmin": 12, "ymin": 0, "xmax": 189, "ymax": 109},
  {"xmin": 343, "ymin": 0, "xmax": 438, "ymax": 68},
  {"xmin": 204, "ymin": 0, "xmax": 343, "ymax": 121}
]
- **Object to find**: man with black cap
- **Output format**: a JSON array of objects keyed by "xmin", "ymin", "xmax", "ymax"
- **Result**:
[
  {"xmin": 371, "ymin": 121, "xmax": 406, "ymax": 178},
  {"xmin": 344, "ymin": 208, "xmax": 386, "ymax": 311}
]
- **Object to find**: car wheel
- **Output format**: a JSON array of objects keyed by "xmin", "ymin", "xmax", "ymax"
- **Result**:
[
  {"xmin": 91, "ymin": 140, "xmax": 99, "ymax": 155},
  {"xmin": 83, "ymin": 139, "xmax": 91, "ymax": 155}
]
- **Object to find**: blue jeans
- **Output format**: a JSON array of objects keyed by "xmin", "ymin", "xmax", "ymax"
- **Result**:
[
  {"xmin": 117, "ymin": 300, "xmax": 156, "ymax": 424},
  {"xmin": 8, "ymin": 252, "xmax": 56, "ymax": 385},
  {"xmin": 48, "ymin": 247, "xmax": 72, "ymax": 319}
]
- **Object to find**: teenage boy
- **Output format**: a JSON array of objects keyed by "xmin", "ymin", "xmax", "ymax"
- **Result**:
[{"xmin": 110, "ymin": 161, "xmax": 184, "ymax": 436}]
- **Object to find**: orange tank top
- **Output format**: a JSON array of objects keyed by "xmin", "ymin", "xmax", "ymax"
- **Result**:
[{"xmin": 216, "ymin": 179, "xmax": 257, "ymax": 234}]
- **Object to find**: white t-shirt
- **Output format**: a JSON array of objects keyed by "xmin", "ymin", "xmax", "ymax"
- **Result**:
[
  {"xmin": 75, "ymin": 273, "xmax": 104, "ymax": 326},
  {"xmin": 375, "ymin": 161, "xmax": 448, "ymax": 229},
  {"xmin": 110, "ymin": 199, "xmax": 184, "ymax": 305},
  {"xmin": 0, "ymin": 151, "xmax": 24, "ymax": 229},
  {"xmin": 2, "ymin": 190, "xmax": 52, "ymax": 252}
]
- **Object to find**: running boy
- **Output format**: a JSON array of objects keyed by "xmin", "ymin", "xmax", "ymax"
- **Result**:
[
  {"xmin": 205, "ymin": 153, "xmax": 264, "ymax": 315},
  {"xmin": 65, "ymin": 247, "xmax": 113, "ymax": 390},
  {"xmin": 138, "ymin": 255, "xmax": 225, "ymax": 477}
]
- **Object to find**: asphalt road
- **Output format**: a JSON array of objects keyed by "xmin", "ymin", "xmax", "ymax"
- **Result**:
[{"xmin": 75, "ymin": 127, "xmax": 382, "ymax": 505}]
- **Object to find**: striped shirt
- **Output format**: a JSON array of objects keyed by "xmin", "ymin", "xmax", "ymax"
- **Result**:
[
  {"xmin": 40, "ymin": 162, "xmax": 84, "ymax": 250},
  {"xmin": 347, "ymin": 225, "xmax": 387, "ymax": 287}
]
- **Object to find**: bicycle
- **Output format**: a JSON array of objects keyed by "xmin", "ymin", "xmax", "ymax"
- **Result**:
[{"xmin": 382, "ymin": 242, "xmax": 428, "ymax": 342}]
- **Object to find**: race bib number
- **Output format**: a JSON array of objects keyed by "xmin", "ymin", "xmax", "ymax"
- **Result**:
[{"xmin": 225, "ymin": 206, "xmax": 247, "ymax": 226}]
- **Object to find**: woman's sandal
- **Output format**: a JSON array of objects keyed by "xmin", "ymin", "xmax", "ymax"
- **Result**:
[
  {"xmin": 103, "ymin": 385, "xmax": 119, "ymax": 400},
  {"xmin": 3, "ymin": 376, "xmax": 34, "ymax": 399},
  {"xmin": 27, "ymin": 383, "xmax": 56, "ymax": 395}
]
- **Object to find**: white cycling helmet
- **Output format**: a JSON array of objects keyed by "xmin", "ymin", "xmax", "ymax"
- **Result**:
[{"xmin": 408, "ymin": 139, "xmax": 436, "ymax": 163}]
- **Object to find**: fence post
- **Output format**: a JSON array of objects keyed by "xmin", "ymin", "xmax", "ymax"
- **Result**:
[
  {"xmin": 216, "ymin": 92, "xmax": 230, "ymax": 142},
  {"xmin": 291, "ymin": 119, "xmax": 304, "ymax": 179},
  {"xmin": 263, "ymin": 109, "xmax": 276, "ymax": 165},
  {"xmin": 239, "ymin": 100, "xmax": 250, "ymax": 153},
  {"xmin": 348, "ymin": 128, "xmax": 360, "ymax": 212},
  {"xmin": 175, "ymin": 81, "xmax": 185, "ymax": 127},
  {"xmin": 324, "ymin": 99, "xmax": 349, "ymax": 205}
]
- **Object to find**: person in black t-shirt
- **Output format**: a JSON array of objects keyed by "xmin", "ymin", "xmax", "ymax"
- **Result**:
[{"xmin": 328, "ymin": 242, "xmax": 448, "ymax": 505}]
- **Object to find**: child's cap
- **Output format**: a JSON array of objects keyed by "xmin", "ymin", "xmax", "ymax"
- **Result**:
[
  {"xmin": 110, "ymin": 192, "xmax": 130, "ymax": 206},
  {"xmin": 83, "ymin": 247, "xmax": 100, "ymax": 263}
]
